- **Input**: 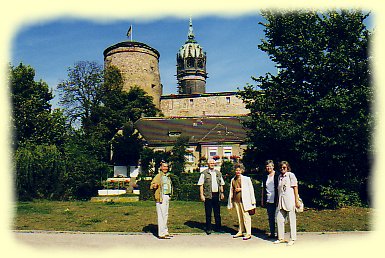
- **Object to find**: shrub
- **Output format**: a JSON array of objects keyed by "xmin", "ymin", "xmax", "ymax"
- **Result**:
[
  {"xmin": 137, "ymin": 178, "xmax": 153, "ymax": 201},
  {"xmin": 300, "ymin": 182, "xmax": 363, "ymax": 209},
  {"xmin": 14, "ymin": 144, "xmax": 65, "ymax": 201}
]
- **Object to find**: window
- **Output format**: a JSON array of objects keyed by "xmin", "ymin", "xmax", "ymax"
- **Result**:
[
  {"xmin": 185, "ymin": 147, "xmax": 195, "ymax": 163},
  {"xmin": 226, "ymin": 96, "xmax": 231, "ymax": 104},
  {"xmin": 223, "ymin": 147, "xmax": 233, "ymax": 158},
  {"xmin": 208, "ymin": 147, "xmax": 218, "ymax": 159},
  {"xmin": 197, "ymin": 59, "xmax": 204, "ymax": 68},
  {"xmin": 168, "ymin": 131, "xmax": 181, "ymax": 137},
  {"xmin": 186, "ymin": 57, "xmax": 195, "ymax": 68}
]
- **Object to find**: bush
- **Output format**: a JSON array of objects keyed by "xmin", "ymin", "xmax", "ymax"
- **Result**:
[
  {"xmin": 61, "ymin": 147, "xmax": 109, "ymax": 201},
  {"xmin": 300, "ymin": 182, "xmax": 363, "ymax": 209},
  {"xmin": 137, "ymin": 178, "xmax": 153, "ymax": 201},
  {"xmin": 136, "ymin": 172, "xmax": 260, "ymax": 205},
  {"xmin": 14, "ymin": 144, "xmax": 65, "ymax": 201}
]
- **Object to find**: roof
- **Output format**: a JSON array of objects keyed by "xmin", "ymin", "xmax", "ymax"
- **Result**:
[
  {"xmin": 103, "ymin": 41, "xmax": 160, "ymax": 58},
  {"xmin": 160, "ymin": 91, "xmax": 239, "ymax": 100},
  {"xmin": 134, "ymin": 116, "xmax": 248, "ymax": 146}
]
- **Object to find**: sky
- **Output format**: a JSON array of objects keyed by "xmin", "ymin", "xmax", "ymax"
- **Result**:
[{"xmin": 11, "ymin": 14, "xmax": 277, "ymax": 107}]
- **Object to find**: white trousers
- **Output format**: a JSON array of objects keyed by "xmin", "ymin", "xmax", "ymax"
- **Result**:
[
  {"xmin": 276, "ymin": 208, "xmax": 297, "ymax": 241},
  {"xmin": 234, "ymin": 202, "xmax": 252, "ymax": 236},
  {"xmin": 156, "ymin": 194, "xmax": 170, "ymax": 237}
]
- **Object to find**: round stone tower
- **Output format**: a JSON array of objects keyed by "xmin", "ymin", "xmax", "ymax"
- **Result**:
[
  {"xmin": 103, "ymin": 41, "xmax": 162, "ymax": 108},
  {"xmin": 176, "ymin": 18, "xmax": 208, "ymax": 94}
]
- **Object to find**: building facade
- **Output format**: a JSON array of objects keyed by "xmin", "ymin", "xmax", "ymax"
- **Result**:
[{"xmin": 104, "ymin": 19, "xmax": 250, "ymax": 172}]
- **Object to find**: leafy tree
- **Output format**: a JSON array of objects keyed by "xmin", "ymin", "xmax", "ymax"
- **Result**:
[
  {"xmin": 10, "ymin": 63, "xmax": 70, "ymax": 201},
  {"xmin": 139, "ymin": 148, "xmax": 171, "ymax": 176},
  {"xmin": 9, "ymin": 63, "xmax": 65, "ymax": 148},
  {"xmin": 95, "ymin": 85, "xmax": 162, "ymax": 141},
  {"xmin": 239, "ymin": 10, "xmax": 372, "ymax": 205},
  {"xmin": 61, "ymin": 130, "xmax": 110, "ymax": 200},
  {"xmin": 110, "ymin": 121, "xmax": 143, "ymax": 166},
  {"xmin": 98, "ymin": 70, "xmax": 162, "ymax": 163},
  {"xmin": 57, "ymin": 61, "xmax": 104, "ymax": 131},
  {"xmin": 169, "ymin": 136, "xmax": 189, "ymax": 175}
]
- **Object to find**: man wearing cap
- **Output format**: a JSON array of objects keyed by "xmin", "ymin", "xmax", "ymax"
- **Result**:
[
  {"xmin": 197, "ymin": 159, "xmax": 225, "ymax": 234},
  {"xmin": 150, "ymin": 161, "xmax": 173, "ymax": 239}
]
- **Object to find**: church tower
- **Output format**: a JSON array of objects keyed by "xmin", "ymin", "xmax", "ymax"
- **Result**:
[{"xmin": 176, "ymin": 18, "xmax": 208, "ymax": 94}]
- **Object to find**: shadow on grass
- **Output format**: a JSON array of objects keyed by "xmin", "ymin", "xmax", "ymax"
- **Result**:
[{"xmin": 142, "ymin": 224, "xmax": 157, "ymax": 237}]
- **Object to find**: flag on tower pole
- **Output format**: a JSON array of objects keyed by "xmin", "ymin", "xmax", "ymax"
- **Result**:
[{"xmin": 127, "ymin": 25, "xmax": 132, "ymax": 41}]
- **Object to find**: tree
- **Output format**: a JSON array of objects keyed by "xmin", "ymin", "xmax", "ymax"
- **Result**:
[
  {"xmin": 61, "ymin": 130, "xmax": 110, "ymax": 200},
  {"xmin": 58, "ymin": 63, "xmax": 161, "ymax": 162},
  {"xmin": 9, "ymin": 63, "xmax": 62, "ymax": 148},
  {"xmin": 169, "ymin": 136, "xmax": 189, "ymax": 175},
  {"xmin": 95, "ymin": 84, "xmax": 162, "ymax": 141},
  {"xmin": 239, "ymin": 10, "xmax": 372, "ymax": 204},
  {"xmin": 94, "ymin": 67, "xmax": 161, "ymax": 163},
  {"xmin": 110, "ymin": 121, "xmax": 143, "ymax": 166},
  {"xmin": 57, "ymin": 61, "xmax": 104, "ymax": 131}
]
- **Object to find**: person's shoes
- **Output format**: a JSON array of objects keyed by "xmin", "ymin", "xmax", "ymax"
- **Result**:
[
  {"xmin": 287, "ymin": 240, "xmax": 295, "ymax": 246},
  {"xmin": 158, "ymin": 236, "xmax": 171, "ymax": 239},
  {"xmin": 205, "ymin": 230, "xmax": 212, "ymax": 235},
  {"xmin": 273, "ymin": 239, "xmax": 285, "ymax": 244},
  {"xmin": 165, "ymin": 234, "xmax": 174, "ymax": 238},
  {"xmin": 232, "ymin": 232, "xmax": 243, "ymax": 238},
  {"xmin": 268, "ymin": 233, "xmax": 276, "ymax": 239},
  {"xmin": 242, "ymin": 235, "xmax": 251, "ymax": 240}
]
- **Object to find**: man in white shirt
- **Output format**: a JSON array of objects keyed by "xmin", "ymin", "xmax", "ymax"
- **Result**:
[
  {"xmin": 197, "ymin": 159, "xmax": 225, "ymax": 234},
  {"xmin": 261, "ymin": 160, "xmax": 279, "ymax": 239}
]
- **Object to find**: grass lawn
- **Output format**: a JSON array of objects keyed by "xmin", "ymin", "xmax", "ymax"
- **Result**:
[{"xmin": 13, "ymin": 200, "xmax": 372, "ymax": 234}]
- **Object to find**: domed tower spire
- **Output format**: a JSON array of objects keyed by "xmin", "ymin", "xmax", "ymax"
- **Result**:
[
  {"xmin": 176, "ymin": 18, "xmax": 207, "ymax": 94},
  {"xmin": 187, "ymin": 17, "xmax": 196, "ymax": 42}
]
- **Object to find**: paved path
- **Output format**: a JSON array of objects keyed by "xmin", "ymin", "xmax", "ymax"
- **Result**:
[{"xmin": 13, "ymin": 230, "xmax": 370, "ymax": 251}]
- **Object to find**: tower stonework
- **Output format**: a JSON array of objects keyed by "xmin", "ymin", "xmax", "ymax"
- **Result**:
[
  {"xmin": 176, "ymin": 18, "xmax": 207, "ymax": 94},
  {"xmin": 103, "ymin": 41, "xmax": 162, "ymax": 108}
]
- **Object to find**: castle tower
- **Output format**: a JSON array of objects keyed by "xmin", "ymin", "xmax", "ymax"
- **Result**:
[
  {"xmin": 103, "ymin": 40, "xmax": 162, "ymax": 108},
  {"xmin": 176, "ymin": 18, "xmax": 207, "ymax": 94}
]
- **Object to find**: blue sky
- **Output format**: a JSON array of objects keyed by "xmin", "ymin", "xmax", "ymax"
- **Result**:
[
  {"xmin": 11, "ymin": 14, "xmax": 276, "ymax": 107},
  {"xmin": 11, "ymin": 11, "xmax": 374, "ymax": 108}
]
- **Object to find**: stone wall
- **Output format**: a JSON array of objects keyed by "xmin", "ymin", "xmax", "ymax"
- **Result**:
[
  {"xmin": 160, "ymin": 92, "xmax": 249, "ymax": 117},
  {"xmin": 104, "ymin": 41, "xmax": 162, "ymax": 108}
]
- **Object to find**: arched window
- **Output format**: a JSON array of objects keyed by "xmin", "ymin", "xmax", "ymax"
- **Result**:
[
  {"xmin": 197, "ymin": 59, "xmax": 204, "ymax": 68},
  {"xmin": 186, "ymin": 57, "xmax": 195, "ymax": 68}
]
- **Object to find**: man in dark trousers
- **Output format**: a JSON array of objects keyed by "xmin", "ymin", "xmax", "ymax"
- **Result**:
[
  {"xmin": 197, "ymin": 159, "xmax": 225, "ymax": 234},
  {"xmin": 261, "ymin": 160, "xmax": 279, "ymax": 239}
]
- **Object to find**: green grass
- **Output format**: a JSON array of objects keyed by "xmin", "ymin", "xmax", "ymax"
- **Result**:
[{"xmin": 13, "ymin": 200, "xmax": 372, "ymax": 233}]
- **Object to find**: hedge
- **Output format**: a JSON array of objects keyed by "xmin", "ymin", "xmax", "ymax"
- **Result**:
[{"xmin": 137, "ymin": 173, "xmax": 262, "ymax": 204}]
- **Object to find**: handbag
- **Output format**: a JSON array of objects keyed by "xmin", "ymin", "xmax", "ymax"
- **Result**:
[
  {"xmin": 288, "ymin": 172, "xmax": 304, "ymax": 213},
  {"xmin": 248, "ymin": 208, "xmax": 256, "ymax": 215},
  {"xmin": 295, "ymin": 197, "xmax": 304, "ymax": 213}
]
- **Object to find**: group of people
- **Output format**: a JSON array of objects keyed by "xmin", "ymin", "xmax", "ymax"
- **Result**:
[{"xmin": 150, "ymin": 159, "xmax": 300, "ymax": 246}]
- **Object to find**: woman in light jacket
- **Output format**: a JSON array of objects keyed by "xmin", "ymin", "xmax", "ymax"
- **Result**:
[
  {"xmin": 227, "ymin": 163, "xmax": 256, "ymax": 240},
  {"xmin": 274, "ymin": 161, "xmax": 300, "ymax": 246}
]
